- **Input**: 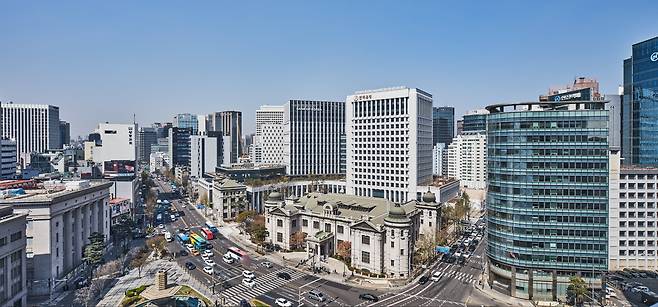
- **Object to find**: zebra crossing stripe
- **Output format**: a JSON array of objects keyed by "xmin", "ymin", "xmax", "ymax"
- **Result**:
[{"xmin": 221, "ymin": 269, "xmax": 306, "ymax": 305}]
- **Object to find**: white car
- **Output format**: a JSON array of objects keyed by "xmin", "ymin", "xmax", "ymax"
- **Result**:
[
  {"xmin": 185, "ymin": 244, "xmax": 195, "ymax": 251},
  {"xmin": 223, "ymin": 254, "xmax": 234, "ymax": 264},
  {"xmin": 204, "ymin": 259, "xmax": 215, "ymax": 266},
  {"xmin": 158, "ymin": 224, "xmax": 165, "ymax": 229},
  {"xmin": 182, "ymin": 204, "xmax": 187, "ymax": 208},
  {"xmin": 242, "ymin": 270, "xmax": 255, "ymax": 279},
  {"xmin": 242, "ymin": 278, "xmax": 255, "ymax": 288},
  {"xmin": 201, "ymin": 254, "xmax": 209, "ymax": 261},
  {"xmin": 170, "ymin": 214, "xmax": 176, "ymax": 221},
  {"xmin": 431, "ymin": 271, "xmax": 441, "ymax": 282},
  {"xmin": 261, "ymin": 261, "xmax": 272, "ymax": 268},
  {"xmin": 275, "ymin": 298, "xmax": 292, "ymax": 307},
  {"xmin": 203, "ymin": 266, "xmax": 213, "ymax": 275},
  {"xmin": 203, "ymin": 250, "xmax": 214, "ymax": 257}
]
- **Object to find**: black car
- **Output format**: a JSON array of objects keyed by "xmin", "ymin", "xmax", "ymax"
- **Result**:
[
  {"xmin": 238, "ymin": 299, "xmax": 251, "ymax": 307},
  {"xmin": 179, "ymin": 250, "xmax": 189, "ymax": 257},
  {"xmin": 185, "ymin": 262, "xmax": 196, "ymax": 270},
  {"xmin": 418, "ymin": 275, "xmax": 429, "ymax": 285},
  {"xmin": 277, "ymin": 272, "xmax": 291, "ymax": 280},
  {"xmin": 359, "ymin": 293, "xmax": 379, "ymax": 302}
]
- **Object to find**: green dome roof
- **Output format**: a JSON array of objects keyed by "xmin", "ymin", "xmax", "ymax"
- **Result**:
[
  {"xmin": 422, "ymin": 191, "xmax": 436, "ymax": 203},
  {"xmin": 385, "ymin": 203, "xmax": 410, "ymax": 223},
  {"xmin": 268, "ymin": 191, "xmax": 283, "ymax": 201}
]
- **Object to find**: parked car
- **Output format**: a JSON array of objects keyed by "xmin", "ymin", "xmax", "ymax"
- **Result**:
[
  {"xmin": 358, "ymin": 293, "xmax": 378, "ymax": 302},
  {"xmin": 223, "ymin": 254, "xmax": 235, "ymax": 264},
  {"xmin": 203, "ymin": 250, "xmax": 214, "ymax": 258},
  {"xmin": 277, "ymin": 272, "xmax": 291, "ymax": 280},
  {"xmin": 204, "ymin": 259, "xmax": 215, "ymax": 267}
]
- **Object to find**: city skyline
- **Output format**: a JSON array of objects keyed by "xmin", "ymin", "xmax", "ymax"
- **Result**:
[{"xmin": 1, "ymin": 1, "xmax": 657, "ymax": 137}]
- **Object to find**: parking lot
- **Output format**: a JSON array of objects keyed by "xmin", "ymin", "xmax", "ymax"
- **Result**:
[{"xmin": 608, "ymin": 269, "xmax": 658, "ymax": 306}]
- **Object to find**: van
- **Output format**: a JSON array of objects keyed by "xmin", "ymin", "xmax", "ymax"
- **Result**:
[{"xmin": 308, "ymin": 289, "xmax": 326, "ymax": 302}]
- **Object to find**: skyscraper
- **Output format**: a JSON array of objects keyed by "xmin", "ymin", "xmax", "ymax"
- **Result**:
[
  {"xmin": 346, "ymin": 87, "xmax": 433, "ymax": 203},
  {"xmin": 173, "ymin": 113, "xmax": 198, "ymax": 135},
  {"xmin": 190, "ymin": 131, "xmax": 222, "ymax": 179},
  {"xmin": 137, "ymin": 127, "xmax": 157, "ymax": 163},
  {"xmin": 219, "ymin": 111, "xmax": 242, "ymax": 164},
  {"xmin": 252, "ymin": 105, "xmax": 285, "ymax": 165},
  {"xmin": 1, "ymin": 103, "xmax": 61, "ymax": 162},
  {"xmin": 486, "ymin": 100, "xmax": 609, "ymax": 301},
  {"xmin": 59, "ymin": 120, "xmax": 70, "ymax": 146},
  {"xmin": 622, "ymin": 36, "xmax": 658, "ymax": 165},
  {"xmin": 432, "ymin": 106, "xmax": 454, "ymax": 146},
  {"xmin": 283, "ymin": 100, "xmax": 345, "ymax": 176},
  {"xmin": 461, "ymin": 109, "xmax": 488, "ymax": 133},
  {"xmin": 168, "ymin": 127, "xmax": 191, "ymax": 167}
]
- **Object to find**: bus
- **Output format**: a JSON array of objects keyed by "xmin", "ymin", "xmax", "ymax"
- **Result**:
[
  {"xmin": 189, "ymin": 233, "xmax": 208, "ymax": 251},
  {"xmin": 164, "ymin": 231, "xmax": 172, "ymax": 242},
  {"xmin": 227, "ymin": 247, "xmax": 246, "ymax": 261},
  {"xmin": 200, "ymin": 228, "xmax": 214, "ymax": 240},
  {"xmin": 177, "ymin": 233, "xmax": 189, "ymax": 244},
  {"xmin": 205, "ymin": 221, "xmax": 219, "ymax": 234}
]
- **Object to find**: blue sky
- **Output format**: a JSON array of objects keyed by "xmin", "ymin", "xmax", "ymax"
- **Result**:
[{"xmin": 1, "ymin": 1, "xmax": 657, "ymax": 137}]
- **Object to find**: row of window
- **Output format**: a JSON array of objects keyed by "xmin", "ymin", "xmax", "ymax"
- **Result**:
[
  {"xmin": 488, "ymin": 120, "xmax": 606, "ymax": 131},
  {"xmin": 489, "ymin": 186, "xmax": 608, "ymax": 197},
  {"xmin": 489, "ymin": 226, "xmax": 607, "ymax": 238}
]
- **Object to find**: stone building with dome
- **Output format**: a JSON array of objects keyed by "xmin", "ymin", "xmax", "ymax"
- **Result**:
[{"xmin": 264, "ymin": 190, "xmax": 442, "ymax": 278}]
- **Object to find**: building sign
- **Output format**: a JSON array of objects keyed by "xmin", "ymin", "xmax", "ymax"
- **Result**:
[
  {"xmin": 296, "ymin": 107, "xmax": 322, "ymax": 112},
  {"xmin": 103, "ymin": 160, "xmax": 136, "ymax": 179},
  {"xmin": 651, "ymin": 52, "xmax": 658, "ymax": 62},
  {"xmin": 353, "ymin": 94, "xmax": 373, "ymax": 102},
  {"xmin": 548, "ymin": 88, "xmax": 592, "ymax": 102}
]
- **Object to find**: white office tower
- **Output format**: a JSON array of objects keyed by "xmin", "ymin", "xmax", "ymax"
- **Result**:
[
  {"xmin": 1, "ymin": 103, "xmax": 61, "ymax": 160},
  {"xmin": 190, "ymin": 132, "xmax": 222, "ymax": 179},
  {"xmin": 91, "ymin": 123, "xmax": 137, "ymax": 165},
  {"xmin": 447, "ymin": 132, "xmax": 487, "ymax": 189},
  {"xmin": 252, "ymin": 105, "xmax": 285, "ymax": 164},
  {"xmin": 346, "ymin": 87, "xmax": 433, "ymax": 203},
  {"xmin": 197, "ymin": 114, "xmax": 208, "ymax": 136},
  {"xmin": 283, "ymin": 100, "xmax": 345, "ymax": 176},
  {"xmin": 1, "ymin": 138, "xmax": 17, "ymax": 179},
  {"xmin": 432, "ymin": 143, "xmax": 447, "ymax": 176}
]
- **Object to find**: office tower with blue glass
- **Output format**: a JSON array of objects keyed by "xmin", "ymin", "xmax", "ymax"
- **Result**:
[
  {"xmin": 486, "ymin": 100, "xmax": 610, "ymax": 301},
  {"xmin": 173, "ymin": 113, "xmax": 199, "ymax": 135},
  {"xmin": 622, "ymin": 36, "xmax": 658, "ymax": 165},
  {"xmin": 432, "ymin": 106, "xmax": 454, "ymax": 146}
]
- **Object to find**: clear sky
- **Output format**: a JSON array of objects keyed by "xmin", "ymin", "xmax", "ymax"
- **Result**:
[{"xmin": 1, "ymin": 1, "xmax": 657, "ymax": 137}]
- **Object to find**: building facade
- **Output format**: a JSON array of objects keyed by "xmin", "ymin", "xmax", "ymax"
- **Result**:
[
  {"xmin": 1, "ymin": 139, "xmax": 17, "ymax": 179},
  {"xmin": 91, "ymin": 123, "xmax": 137, "ymax": 166},
  {"xmin": 346, "ymin": 87, "xmax": 433, "ymax": 203},
  {"xmin": 1, "ymin": 180, "xmax": 112, "ymax": 297},
  {"xmin": 173, "ymin": 113, "xmax": 198, "ymax": 135},
  {"xmin": 432, "ymin": 143, "xmax": 447, "ymax": 177},
  {"xmin": 168, "ymin": 127, "xmax": 192, "ymax": 168},
  {"xmin": 1, "ymin": 103, "xmax": 61, "ymax": 162},
  {"xmin": 486, "ymin": 101, "xmax": 609, "ymax": 301},
  {"xmin": 461, "ymin": 109, "xmax": 488, "ymax": 133},
  {"xmin": 447, "ymin": 132, "xmax": 487, "ymax": 189},
  {"xmin": 433, "ymin": 106, "xmax": 454, "ymax": 146},
  {"xmin": 190, "ymin": 132, "xmax": 222, "ymax": 179},
  {"xmin": 211, "ymin": 177, "xmax": 247, "ymax": 220},
  {"xmin": 609, "ymin": 164, "xmax": 658, "ymax": 271},
  {"xmin": 283, "ymin": 100, "xmax": 345, "ymax": 176},
  {"xmin": 137, "ymin": 127, "xmax": 157, "ymax": 163},
  {"xmin": 59, "ymin": 121, "xmax": 70, "ymax": 147},
  {"xmin": 622, "ymin": 36, "xmax": 658, "ymax": 165},
  {"xmin": 218, "ymin": 111, "xmax": 242, "ymax": 164},
  {"xmin": 264, "ymin": 191, "xmax": 440, "ymax": 278},
  {"xmin": 0, "ymin": 206, "xmax": 27, "ymax": 307}
]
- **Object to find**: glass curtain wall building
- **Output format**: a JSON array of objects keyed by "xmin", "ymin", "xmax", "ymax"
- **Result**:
[
  {"xmin": 622, "ymin": 36, "xmax": 658, "ymax": 165},
  {"xmin": 486, "ymin": 101, "xmax": 609, "ymax": 301},
  {"xmin": 432, "ymin": 106, "xmax": 454, "ymax": 146}
]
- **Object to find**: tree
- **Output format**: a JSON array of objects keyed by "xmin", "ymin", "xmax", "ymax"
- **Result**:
[
  {"xmin": 198, "ymin": 192, "xmax": 209, "ymax": 206},
  {"xmin": 290, "ymin": 231, "xmax": 307, "ymax": 250},
  {"xmin": 236, "ymin": 210, "xmax": 256, "ymax": 226},
  {"xmin": 146, "ymin": 236, "xmax": 167, "ymax": 258},
  {"xmin": 130, "ymin": 248, "xmax": 149, "ymax": 277},
  {"xmin": 415, "ymin": 234, "xmax": 436, "ymax": 265},
  {"xmin": 83, "ymin": 232, "xmax": 106, "ymax": 270},
  {"xmin": 249, "ymin": 215, "xmax": 267, "ymax": 250},
  {"xmin": 567, "ymin": 276, "xmax": 588, "ymax": 306},
  {"xmin": 336, "ymin": 241, "xmax": 351, "ymax": 263}
]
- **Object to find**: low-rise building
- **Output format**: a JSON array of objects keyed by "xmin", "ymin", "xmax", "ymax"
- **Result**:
[
  {"xmin": 109, "ymin": 198, "xmax": 131, "ymax": 225},
  {"xmin": 264, "ymin": 191, "xmax": 441, "ymax": 278},
  {"xmin": 0, "ymin": 205, "xmax": 28, "ymax": 307},
  {"xmin": 211, "ymin": 178, "xmax": 247, "ymax": 220},
  {"xmin": 0, "ymin": 180, "xmax": 112, "ymax": 297},
  {"xmin": 1, "ymin": 139, "xmax": 17, "ymax": 179}
]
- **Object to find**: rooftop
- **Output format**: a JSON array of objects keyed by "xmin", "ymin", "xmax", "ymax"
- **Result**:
[
  {"xmin": 0, "ymin": 180, "xmax": 112, "ymax": 203},
  {"xmin": 427, "ymin": 176, "xmax": 457, "ymax": 188}
]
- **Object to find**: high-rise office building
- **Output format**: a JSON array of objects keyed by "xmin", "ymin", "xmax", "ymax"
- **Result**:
[
  {"xmin": 284, "ymin": 100, "xmax": 345, "ymax": 176},
  {"xmin": 197, "ymin": 114, "xmax": 208, "ymax": 136},
  {"xmin": 539, "ymin": 77, "xmax": 601, "ymax": 102},
  {"xmin": 432, "ymin": 143, "xmax": 447, "ymax": 176},
  {"xmin": 91, "ymin": 123, "xmax": 137, "ymax": 165},
  {"xmin": 461, "ymin": 109, "xmax": 488, "ymax": 133},
  {"xmin": 173, "ymin": 113, "xmax": 198, "ymax": 135},
  {"xmin": 456, "ymin": 119, "xmax": 464, "ymax": 136},
  {"xmin": 486, "ymin": 100, "xmax": 609, "ymax": 301},
  {"xmin": 137, "ymin": 127, "xmax": 157, "ymax": 163},
  {"xmin": 252, "ymin": 105, "xmax": 285, "ymax": 165},
  {"xmin": 1, "ymin": 138, "xmax": 17, "ymax": 179},
  {"xmin": 622, "ymin": 36, "xmax": 658, "ymax": 165},
  {"xmin": 432, "ymin": 106, "xmax": 454, "ymax": 146},
  {"xmin": 168, "ymin": 127, "xmax": 191, "ymax": 167},
  {"xmin": 1, "ymin": 103, "xmax": 61, "ymax": 161},
  {"xmin": 346, "ymin": 87, "xmax": 433, "ymax": 203},
  {"xmin": 59, "ymin": 120, "xmax": 70, "ymax": 146},
  {"xmin": 190, "ymin": 132, "xmax": 222, "ymax": 179},
  {"xmin": 447, "ymin": 132, "xmax": 486, "ymax": 189},
  {"xmin": 256, "ymin": 106, "xmax": 284, "ymax": 136},
  {"xmin": 219, "ymin": 111, "xmax": 242, "ymax": 164}
]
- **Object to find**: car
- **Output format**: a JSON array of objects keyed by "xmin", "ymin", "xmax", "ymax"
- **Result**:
[
  {"xmin": 185, "ymin": 262, "xmax": 196, "ymax": 270},
  {"xmin": 223, "ymin": 254, "xmax": 235, "ymax": 264},
  {"xmin": 261, "ymin": 261, "xmax": 272, "ymax": 268},
  {"xmin": 203, "ymin": 250, "xmax": 214, "ymax": 257},
  {"xmin": 276, "ymin": 272, "xmax": 291, "ymax": 280},
  {"xmin": 170, "ymin": 214, "xmax": 176, "ymax": 221},
  {"xmin": 358, "ymin": 293, "xmax": 378, "ymax": 302},
  {"xmin": 201, "ymin": 254, "xmax": 209, "ymax": 261},
  {"xmin": 203, "ymin": 266, "xmax": 214, "ymax": 275},
  {"xmin": 243, "ymin": 270, "xmax": 255, "ymax": 279},
  {"xmin": 185, "ymin": 243, "xmax": 194, "ymax": 251},
  {"xmin": 191, "ymin": 249, "xmax": 200, "ymax": 256},
  {"xmin": 238, "ymin": 299, "xmax": 251, "ymax": 307},
  {"xmin": 242, "ymin": 278, "xmax": 255, "ymax": 288},
  {"xmin": 431, "ymin": 271, "xmax": 441, "ymax": 282},
  {"xmin": 179, "ymin": 250, "xmax": 188, "ymax": 257},
  {"xmin": 158, "ymin": 224, "xmax": 165, "ymax": 229},
  {"xmin": 418, "ymin": 275, "xmax": 429, "ymax": 285},
  {"xmin": 184, "ymin": 227, "xmax": 190, "ymax": 233},
  {"xmin": 175, "ymin": 212, "xmax": 180, "ymax": 217},
  {"xmin": 468, "ymin": 244, "xmax": 477, "ymax": 252},
  {"xmin": 308, "ymin": 289, "xmax": 327, "ymax": 302},
  {"xmin": 182, "ymin": 204, "xmax": 186, "ymax": 208},
  {"xmin": 275, "ymin": 298, "xmax": 292, "ymax": 307},
  {"xmin": 178, "ymin": 228, "xmax": 185, "ymax": 233},
  {"xmin": 204, "ymin": 259, "xmax": 215, "ymax": 266},
  {"xmin": 463, "ymin": 252, "xmax": 472, "ymax": 259}
]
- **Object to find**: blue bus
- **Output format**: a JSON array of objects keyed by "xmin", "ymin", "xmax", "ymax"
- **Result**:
[
  {"xmin": 177, "ymin": 233, "xmax": 189, "ymax": 244},
  {"xmin": 205, "ymin": 221, "xmax": 219, "ymax": 234}
]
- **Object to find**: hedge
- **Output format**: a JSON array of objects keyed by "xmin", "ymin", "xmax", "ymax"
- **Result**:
[{"xmin": 125, "ymin": 284, "xmax": 148, "ymax": 297}]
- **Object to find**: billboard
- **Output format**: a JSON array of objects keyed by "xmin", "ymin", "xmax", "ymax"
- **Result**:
[
  {"xmin": 103, "ymin": 160, "xmax": 136, "ymax": 179},
  {"xmin": 548, "ymin": 88, "xmax": 592, "ymax": 102}
]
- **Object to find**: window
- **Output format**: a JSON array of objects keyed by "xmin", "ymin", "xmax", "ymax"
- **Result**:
[
  {"xmin": 362, "ymin": 235, "xmax": 370, "ymax": 245},
  {"xmin": 337, "ymin": 225, "xmax": 344, "ymax": 234},
  {"xmin": 401, "ymin": 249, "xmax": 404, "ymax": 255},
  {"xmin": 303, "ymin": 219, "xmax": 308, "ymax": 227},
  {"xmin": 0, "ymin": 237, "xmax": 6, "ymax": 247},
  {"xmin": 10, "ymin": 232, "xmax": 21, "ymax": 242},
  {"xmin": 277, "ymin": 232, "xmax": 283, "ymax": 243},
  {"xmin": 325, "ymin": 224, "xmax": 331, "ymax": 232},
  {"xmin": 391, "ymin": 260, "xmax": 394, "ymax": 266},
  {"xmin": 313, "ymin": 221, "xmax": 319, "ymax": 229},
  {"xmin": 277, "ymin": 219, "xmax": 283, "ymax": 227},
  {"xmin": 362, "ymin": 251, "xmax": 370, "ymax": 264},
  {"xmin": 292, "ymin": 220, "xmax": 297, "ymax": 227},
  {"xmin": 391, "ymin": 241, "xmax": 394, "ymax": 248}
]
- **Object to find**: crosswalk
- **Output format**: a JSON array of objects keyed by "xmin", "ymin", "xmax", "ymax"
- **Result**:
[
  {"xmin": 432, "ymin": 265, "xmax": 480, "ymax": 284},
  {"xmin": 219, "ymin": 268, "xmax": 306, "ymax": 306}
]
